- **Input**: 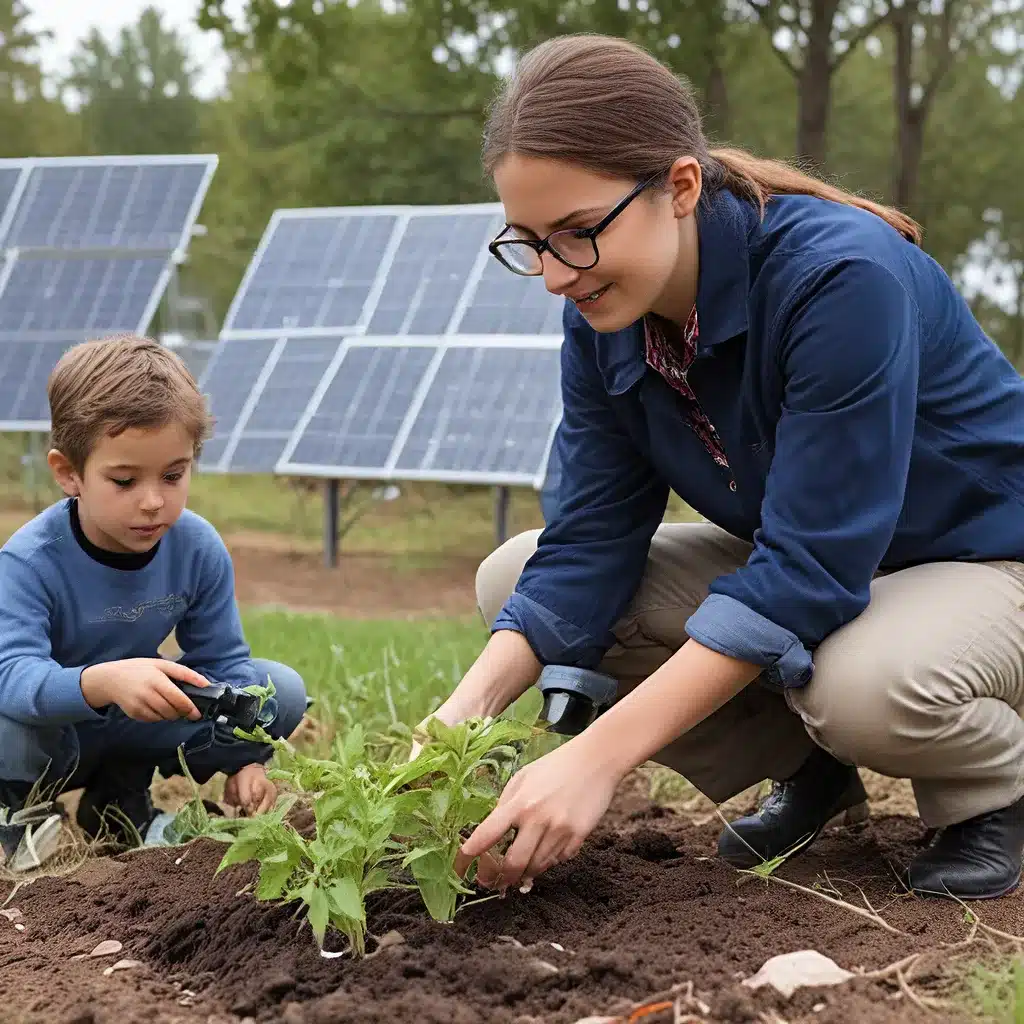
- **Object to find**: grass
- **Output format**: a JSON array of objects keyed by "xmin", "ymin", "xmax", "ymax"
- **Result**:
[
  {"xmin": 241, "ymin": 609, "xmax": 494, "ymax": 757},
  {"xmin": 0, "ymin": 430, "xmax": 702, "ymax": 558},
  {"xmin": 962, "ymin": 957, "xmax": 1024, "ymax": 1023}
]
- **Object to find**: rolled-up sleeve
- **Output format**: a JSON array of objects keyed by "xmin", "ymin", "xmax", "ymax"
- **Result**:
[
  {"xmin": 685, "ymin": 258, "xmax": 920, "ymax": 686},
  {"xmin": 491, "ymin": 305, "xmax": 669, "ymax": 667}
]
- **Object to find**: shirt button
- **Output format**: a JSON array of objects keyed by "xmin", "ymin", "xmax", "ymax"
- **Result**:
[{"xmin": 729, "ymin": 479, "xmax": 737, "ymax": 492}]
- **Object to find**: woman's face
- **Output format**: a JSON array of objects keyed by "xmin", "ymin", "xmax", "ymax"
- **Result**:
[{"xmin": 492, "ymin": 154, "xmax": 701, "ymax": 332}]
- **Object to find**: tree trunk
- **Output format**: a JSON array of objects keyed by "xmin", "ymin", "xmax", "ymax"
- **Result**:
[
  {"xmin": 796, "ymin": 0, "xmax": 835, "ymax": 169},
  {"xmin": 703, "ymin": 49, "xmax": 731, "ymax": 140},
  {"xmin": 891, "ymin": 2, "xmax": 927, "ymax": 211}
]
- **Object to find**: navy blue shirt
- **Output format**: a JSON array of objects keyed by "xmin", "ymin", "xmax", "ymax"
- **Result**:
[{"xmin": 492, "ymin": 188, "xmax": 1024, "ymax": 688}]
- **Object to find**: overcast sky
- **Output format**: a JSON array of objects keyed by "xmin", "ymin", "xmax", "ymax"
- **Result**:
[{"xmin": 27, "ymin": 0, "xmax": 244, "ymax": 97}]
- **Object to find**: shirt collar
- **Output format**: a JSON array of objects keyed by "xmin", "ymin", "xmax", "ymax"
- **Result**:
[{"xmin": 591, "ymin": 188, "xmax": 757, "ymax": 394}]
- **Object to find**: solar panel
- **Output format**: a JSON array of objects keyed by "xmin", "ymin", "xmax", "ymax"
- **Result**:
[
  {"xmin": 0, "ymin": 155, "xmax": 216, "ymax": 432},
  {"xmin": 215, "ymin": 336, "xmax": 345, "ymax": 473},
  {"xmin": 455, "ymin": 255, "xmax": 565, "ymax": 335},
  {"xmin": 6, "ymin": 157, "xmax": 215, "ymax": 252},
  {"xmin": 0, "ymin": 164, "xmax": 27, "ymax": 243},
  {"xmin": 197, "ymin": 337, "xmax": 278, "ymax": 470},
  {"xmin": 392, "ymin": 341, "xmax": 562, "ymax": 483},
  {"xmin": 0, "ymin": 254, "xmax": 169, "ymax": 337},
  {"xmin": 0, "ymin": 339, "xmax": 75, "ymax": 429},
  {"xmin": 365, "ymin": 212, "xmax": 497, "ymax": 336},
  {"xmin": 223, "ymin": 210, "xmax": 402, "ymax": 336},
  {"xmin": 277, "ymin": 337, "xmax": 561, "ymax": 485},
  {"xmin": 279, "ymin": 341, "xmax": 438, "ymax": 474}
]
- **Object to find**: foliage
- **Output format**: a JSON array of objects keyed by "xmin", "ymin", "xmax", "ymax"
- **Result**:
[
  {"xmin": 207, "ymin": 715, "xmax": 536, "ymax": 955},
  {"xmin": 66, "ymin": 7, "xmax": 203, "ymax": 156}
]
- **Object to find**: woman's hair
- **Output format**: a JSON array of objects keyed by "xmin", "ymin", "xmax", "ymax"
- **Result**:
[{"xmin": 482, "ymin": 34, "xmax": 923, "ymax": 245}]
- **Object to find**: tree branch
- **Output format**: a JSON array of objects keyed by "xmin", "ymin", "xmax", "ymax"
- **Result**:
[
  {"xmin": 832, "ymin": 4, "xmax": 896, "ymax": 70},
  {"xmin": 744, "ymin": 0, "xmax": 803, "ymax": 76}
]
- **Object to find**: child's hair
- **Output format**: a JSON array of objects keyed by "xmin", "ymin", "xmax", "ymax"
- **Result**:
[
  {"xmin": 48, "ymin": 334, "xmax": 213, "ymax": 471},
  {"xmin": 482, "ymin": 34, "xmax": 922, "ymax": 245}
]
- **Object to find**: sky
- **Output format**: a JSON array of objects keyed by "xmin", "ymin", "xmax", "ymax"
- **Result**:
[{"xmin": 27, "ymin": 0, "xmax": 244, "ymax": 98}]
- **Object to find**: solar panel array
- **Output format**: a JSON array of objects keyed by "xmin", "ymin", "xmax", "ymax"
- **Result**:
[
  {"xmin": 201, "ymin": 204, "xmax": 567, "ymax": 488},
  {"xmin": 0, "ymin": 155, "xmax": 217, "ymax": 431}
]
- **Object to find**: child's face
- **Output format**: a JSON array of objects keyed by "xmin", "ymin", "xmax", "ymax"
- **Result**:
[{"xmin": 50, "ymin": 422, "xmax": 195, "ymax": 554}]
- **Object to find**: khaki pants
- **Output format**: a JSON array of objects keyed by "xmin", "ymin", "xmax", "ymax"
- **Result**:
[{"xmin": 476, "ymin": 523, "xmax": 1024, "ymax": 828}]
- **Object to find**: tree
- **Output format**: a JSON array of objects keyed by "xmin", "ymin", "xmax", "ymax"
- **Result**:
[
  {"xmin": 890, "ymin": 0, "xmax": 1012, "ymax": 213},
  {"xmin": 737, "ymin": 0, "xmax": 894, "ymax": 168},
  {"xmin": 0, "ymin": 1, "xmax": 79, "ymax": 157},
  {"xmin": 66, "ymin": 6, "xmax": 202, "ymax": 155}
]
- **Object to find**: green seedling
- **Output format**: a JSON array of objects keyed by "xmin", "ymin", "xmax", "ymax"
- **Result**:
[{"xmin": 210, "ymin": 715, "xmax": 537, "ymax": 955}]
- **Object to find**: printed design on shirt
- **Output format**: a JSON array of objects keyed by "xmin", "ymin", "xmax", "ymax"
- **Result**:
[
  {"xmin": 643, "ymin": 307, "xmax": 731, "ymax": 469},
  {"xmin": 90, "ymin": 593, "xmax": 188, "ymax": 623}
]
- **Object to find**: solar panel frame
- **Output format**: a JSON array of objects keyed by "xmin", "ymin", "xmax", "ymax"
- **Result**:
[
  {"xmin": 276, "ymin": 333, "xmax": 563, "ymax": 488},
  {"xmin": 220, "ymin": 204, "xmax": 519, "ymax": 341},
  {"xmin": 0, "ymin": 338, "xmax": 78, "ymax": 432},
  {"xmin": 219, "ymin": 205, "xmax": 410, "ymax": 340},
  {"xmin": 211, "ymin": 335, "xmax": 351, "ymax": 474},
  {"xmin": 0, "ymin": 154, "xmax": 217, "ymax": 432},
  {"xmin": 275, "ymin": 336, "xmax": 442, "ymax": 477},
  {"xmin": 0, "ymin": 160, "xmax": 30, "ymax": 249},
  {"xmin": 0, "ymin": 249, "xmax": 174, "ymax": 339},
  {"xmin": 1, "ymin": 154, "xmax": 218, "ymax": 257}
]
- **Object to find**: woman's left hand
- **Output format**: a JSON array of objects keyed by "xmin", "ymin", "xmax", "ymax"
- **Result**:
[{"xmin": 458, "ymin": 737, "xmax": 622, "ymax": 891}]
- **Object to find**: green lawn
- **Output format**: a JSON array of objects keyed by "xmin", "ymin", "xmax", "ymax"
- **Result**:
[{"xmin": 240, "ymin": 608, "xmax": 549, "ymax": 760}]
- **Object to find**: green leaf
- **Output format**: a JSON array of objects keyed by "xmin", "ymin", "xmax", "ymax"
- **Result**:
[
  {"xmin": 256, "ymin": 849, "xmax": 297, "ymax": 900},
  {"xmin": 327, "ymin": 876, "xmax": 365, "ymax": 922},
  {"xmin": 215, "ymin": 836, "xmax": 264, "ymax": 873},
  {"xmin": 401, "ymin": 843, "xmax": 443, "ymax": 868},
  {"xmin": 410, "ymin": 851, "xmax": 458, "ymax": 922},
  {"xmin": 430, "ymin": 786, "xmax": 451, "ymax": 819},
  {"xmin": 306, "ymin": 884, "xmax": 330, "ymax": 947}
]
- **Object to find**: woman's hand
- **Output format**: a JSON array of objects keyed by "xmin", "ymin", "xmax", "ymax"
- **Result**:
[{"xmin": 458, "ymin": 735, "xmax": 622, "ymax": 891}]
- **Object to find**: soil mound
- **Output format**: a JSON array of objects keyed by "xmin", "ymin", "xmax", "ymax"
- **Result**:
[{"xmin": 2, "ymin": 805, "xmax": 1017, "ymax": 1024}]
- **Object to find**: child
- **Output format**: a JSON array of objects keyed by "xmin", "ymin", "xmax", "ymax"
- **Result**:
[{"xmin": 0, "ymin": 335, "xmax": 308, "ymax": 871}]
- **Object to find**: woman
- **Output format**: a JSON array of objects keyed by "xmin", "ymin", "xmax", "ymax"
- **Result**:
[{"xmin": 432, "ymin": 33, "xmax": 1024, "ymax": 900}]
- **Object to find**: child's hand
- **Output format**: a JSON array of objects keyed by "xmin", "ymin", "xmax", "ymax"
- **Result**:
[
  {"xmin": 224, "ymin": 763, "xmax": 277, "ymax": 816},
  {"xmin": 80, "ymin": 658, "xmax": 210, "ymax": 722}
]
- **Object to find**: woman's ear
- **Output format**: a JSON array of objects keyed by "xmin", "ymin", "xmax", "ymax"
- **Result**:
[
  {"xmin": 47, "ymin": 449, "xmax": 81, "ymax": 497},
  {"xmin": 668, "ymin": 156, "xmax": 702, "ymax": 219}
]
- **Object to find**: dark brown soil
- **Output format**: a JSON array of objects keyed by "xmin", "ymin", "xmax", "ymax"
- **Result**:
[{"xmin": 3, "ymin": 795, "xmax": 1016, "ymax": 1024}]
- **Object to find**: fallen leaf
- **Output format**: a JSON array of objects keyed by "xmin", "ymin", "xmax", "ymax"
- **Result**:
[
  {"xmin": 0, "ymin": 909, "xmax": 22, "ymax": 923},
  {"xmin": 103, "ymin": 959, "xmax": 143, "ymax": 977},
  {"xmin": 742, "ymin": 950, "xmax": 855, "ymax": 999},
  {"xmin": 528, "ymin": 958, "xmax": 560, "ymax": 976},
  {"xmin": 88, "ymin": 940, "xmax": 124, "ymax": 958},
  {"xmin": 14, "ymin": 923, "xmax": 25, "ymax": 932}
]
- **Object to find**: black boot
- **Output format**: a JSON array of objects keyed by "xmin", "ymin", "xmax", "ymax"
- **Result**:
[
  {"xmin": 77, "ymin": 769, "xmax": 158, "ymax": 849},
  {"xmin": 905, "ymin": 795, "xmax": 1024, "ymax": 900},
  {"xmin": 717, "ymin": 745, "xmax": 869, "ymax": 868}
]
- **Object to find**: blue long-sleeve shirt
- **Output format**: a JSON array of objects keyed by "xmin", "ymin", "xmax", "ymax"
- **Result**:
[
  {"xmin": 0, "ymin": 499, "xmax": 255, "ymax": 725},
  {"xmin": 494, "ymin": 188, "xmax": 1024, "ymax": 687}
]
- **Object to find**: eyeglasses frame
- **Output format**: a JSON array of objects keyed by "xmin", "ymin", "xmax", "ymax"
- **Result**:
[{"xmin": 487, "ymin": 172, "xmax": 663, "ymax": 277}]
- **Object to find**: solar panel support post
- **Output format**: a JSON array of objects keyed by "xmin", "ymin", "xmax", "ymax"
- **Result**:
[
  {"xmin": 494, "ymin": 485, "xmax": 510, "ymax": 547},
  {"xmin": 323, "ymin": 478, "xmax": 340, "ymax": 568}
]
